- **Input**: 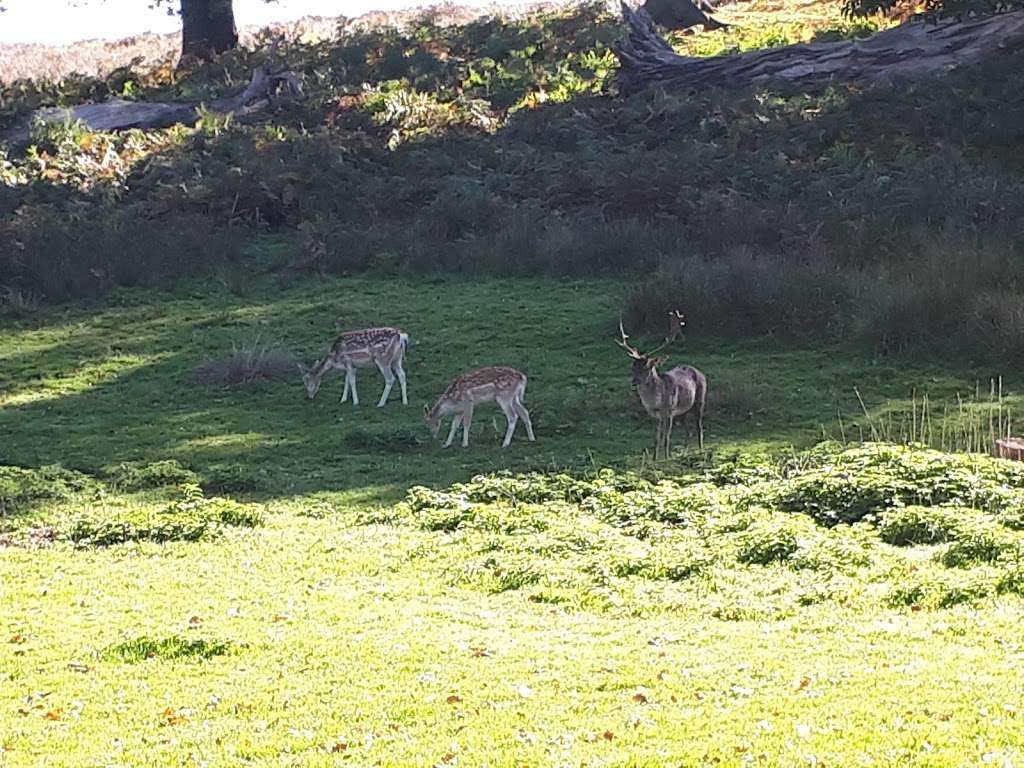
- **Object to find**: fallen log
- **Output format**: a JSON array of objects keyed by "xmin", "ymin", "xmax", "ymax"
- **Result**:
[
  {"xmin": 615, "ymin": 2, "xmax": 1024, "ymax": 95},
  {"xmin": 2, "ymin": 64, "xmax": 302, "ymax": 150}
]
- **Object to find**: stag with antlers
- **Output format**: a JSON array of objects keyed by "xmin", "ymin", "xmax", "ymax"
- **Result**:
[
  {"xmin": 299, "ymin": 327, "xmax": 409, "ymax": 407},
  {"xmin": 424, "ymin": 367, "xmax": 535, "ymax": 448},
  {"xmin": 616, "ymin": 317, "xmax": 706, "ymax": 460}
]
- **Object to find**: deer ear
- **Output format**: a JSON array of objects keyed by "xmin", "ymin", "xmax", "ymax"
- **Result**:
[
  {"xmin": 422, "ymin": 404, "xmax": 429, "ymax": 415},
  {"xmin": 297, "ymin": 363, "xmax": 306, "ymax": 374}
]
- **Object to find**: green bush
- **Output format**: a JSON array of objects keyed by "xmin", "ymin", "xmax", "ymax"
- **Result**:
[
  {"xmin": 107, "ymin": 459, "xmax": 200, "ymax": 492},
  {"xmin": 765, "ymin": 444, "xmax": 1024, "ymax": 525},
  {"xmin": 735, "ymin": 514, "xmax": 815, "ymax": 565},
  {"xmin": 876, "ymin": 505, "xmax": 969, "ymax": 546},
  {"xmin": 0, "ymin": 464, "xmax": 99, "ymax": 516},
  {"xmin": 62, "ymin": 484, "xmax": 263, "ymax": 546}
]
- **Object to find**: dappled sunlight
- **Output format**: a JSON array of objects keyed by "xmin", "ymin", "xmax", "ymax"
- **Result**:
[{"xmin": 0, "ymin": 353, "xmax": 163, "ymax": 407}]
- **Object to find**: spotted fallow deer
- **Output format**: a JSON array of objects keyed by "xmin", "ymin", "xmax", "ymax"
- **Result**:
[
  {"xmin": 616, "ymin": 318, "xmax": 706, "ymax": 460},
  {"xmin": 298, "ymin": 327, "xmax": 409, "ymax": 407},
  {"xmin": 424, "ymin": 367, "xmax": 535, "ymax": 448}
]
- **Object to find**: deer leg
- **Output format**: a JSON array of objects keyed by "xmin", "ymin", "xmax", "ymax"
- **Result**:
[
  {"xmin": 698, "ymin": 403, "xmax": 705, "ymax": 451},
  {"xmin": 340, "ymin": 368, "xmax": 350, "ymax": 403},
  {"xmin": 663, "ymin": 411, "xmax": 671, "ymax": 460},
  {"xmin": 654, "ymin": 418, "xmax": 663, "ymax": 461},
  {"xmin": 375, "ymin": 360, "xmax": 395, "ymax": 407},
  {"xmin": 514, "ymin": 399, "xmax": 535, "ymax": 441},
  {"xmin": 500, "ymin": 399, "xmax": 518, "ymax": 447},
  {"xmin": 461, "ymin": 403, "xmax": 474, "ymax": 448},
  {"xmin": 393, "ymin": 360, "xmax": 408, "ymax": 405},
  {"xmin": 348, "ymin": 367, "xmax": 360, "ymax": 407},
  {"xmin": 443, "ymin": 414, "xmax": 462, "ymax": 448}
]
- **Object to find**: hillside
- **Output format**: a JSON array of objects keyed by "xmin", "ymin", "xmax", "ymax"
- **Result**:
[
  {"xmin": 2, "ymin": 0, "xmax": 1020, "ymax": 364},
  {"xmin": 4, "ymin": 3, "xmax": 1024, "ymax": 766}
]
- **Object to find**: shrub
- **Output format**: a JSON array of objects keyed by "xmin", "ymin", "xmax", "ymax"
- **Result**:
[
  {"xmin": 191, "ymin": 339, "xmax": 297, "ymax": 387},
  {"xmin": 938, "ymin": 523, "xmax": 1016, "ymax": 567},
  {"xmin": 876, "ymin": 505, "xmax": 969, "ymax": 546},
  {"xmin": 62, "ymin": 484, "xmax": 263, "ymax": 546},
  {"xmin": 735, "ymin": 514, "xmax": 817, "ymax": 565},
  {"xmin": 107, "ymin": 459, "xmax": 199, "ymax": 491},
  {"xmin": 765, "ymin": 444, "xmax": 1024, "ymax": 525},
  {"xmin": 0, "ymin": 464, "xmax": 98, "ymax": 516}
]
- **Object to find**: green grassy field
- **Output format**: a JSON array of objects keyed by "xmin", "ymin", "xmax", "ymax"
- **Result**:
[{"xmin": 3, "ymin": 278, "xmax": 1024, "ymax": 767}]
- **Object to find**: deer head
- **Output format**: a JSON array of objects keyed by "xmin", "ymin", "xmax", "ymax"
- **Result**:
[
  {"xmin": 423, "ymin": 403, "xmax": 442, "ymax": 438},
  {"xmin": 666, "ymin": 310, "xmax": 686, "ymax": 343},
  {"xmin": 297, "ymin": 361, "xmax": 322, "ymax": 399},
  {"xmin": 616, "ymin": 319, "xmax": 669, "ymax": 389}
]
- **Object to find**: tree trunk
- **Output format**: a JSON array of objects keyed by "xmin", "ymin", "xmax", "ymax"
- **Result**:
[
  {"xmin": 615, "ymin": 2, "xmax": 1024, "ymax": 95},
  {"xmin": 180, "ymin": 0, "xmax": 239, "ymax": 62},
  {"xmin": 640, "ymin": 0, "xmax": 726, "ymax": 31}
]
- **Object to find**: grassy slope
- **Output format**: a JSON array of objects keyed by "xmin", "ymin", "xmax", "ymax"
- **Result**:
[
  {"xmin": 3, "ymin": 279, "xmax": 1023, "ymax": 766},
  {"xmin": 0, "ymin": 276, "xmax": 988, "ymax": 503}
]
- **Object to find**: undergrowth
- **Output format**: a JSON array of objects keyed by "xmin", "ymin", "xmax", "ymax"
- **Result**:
[
  {"xmin": 361, "ymin": 442, "xmax": 1024, "ymax": 615},
  {"xmin": 0, "ymin": 463, "xmax": 264, "ymax": 545},
  {"xmin": 2, "ymin": 5, "xmax": 1023, "ymax": 363}
]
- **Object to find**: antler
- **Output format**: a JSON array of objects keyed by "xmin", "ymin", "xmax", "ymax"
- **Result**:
[{"xmin": 615, "ymin": 317, "xmax": 644, "ymax": 359}]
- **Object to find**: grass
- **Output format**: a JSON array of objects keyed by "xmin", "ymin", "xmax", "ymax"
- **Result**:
[
  {"xmin": 0, "ymin": 275, "xmax": 1004, "ymax": 502},
  {"xmin": 2, "ymin": 277, "xmax": 1024, "ymax": 764},
  {"xmin": 4, "ymin": 2, "xmax": 1024, "ymax": 763}
]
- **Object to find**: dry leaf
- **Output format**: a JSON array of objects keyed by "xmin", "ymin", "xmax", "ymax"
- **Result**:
[
  {"xmin": 440, "ymin": 752, "xmax": 457, "ymax": 763},
  {"xmin": 735, "ymin": 744, "xmax": 751, "ymax": 753},
  {"xmin": 8, "ymin": 634, "xmax": 26, "ymax": 644},
  {"xmin": 632, "ymin": 692, "xmax": 648, "ymax": 704},
  {"xmin": 67, "ymin": 662, "xmax": 92, "ymax": 674},
  {"xmin": 234, "ymin": 703, "xmax": 255, "ymax": 714},
  {"xmin": 331, "ymin": 742, "xmax": 348, "ymax": 753},
  {"xmin": 272, "ymin": 613, "xmax": 291, "ymax": 623},
  {"xmin": 187, "ymin": 616, "xmax": 203, "ymax": 628},
  {"xmin": 794, "ymin": 677, "xmax": 812, "ymax": 690},
  {"xmin": 602, "ymin": 730, "xmax": 614, "ymax": 741},
  {"xmin": 446, "ymin": 695, "xmax": 463, "ymax": 705},
  {"xmin": 470, "ymin": 647, "xmax": 491, "ymax": 658},
  {"xmin": 656, "ymin": 670, "xmax": 671, "ymax": 682},
  {"xmin": 162, "ymin": 707, "xmax": 190, "ymax": 726},
  {"xmin": 43, "ymin": 708, "xmax": 64, "ymax": 721}
]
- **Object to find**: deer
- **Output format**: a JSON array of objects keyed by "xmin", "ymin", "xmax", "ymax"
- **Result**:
[
  {"xmin": 666, "ymin": 310, "xmax": 687, "ymax": 343},
  {"xmin": 298, "ymin": 327, "xmax": 409, "ymax": 408},
  {"xmin": 616, "ymin": 317, "xmax": 706, "ymax": 460},
  {"xmin": 424, "ymin": 367, "xmax": 535, "ymax": 448}
]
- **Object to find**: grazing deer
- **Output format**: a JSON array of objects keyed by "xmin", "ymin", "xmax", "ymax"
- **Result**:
[
  {"xmin": 298, "ymin": 327, "xmax": 409, "ymax": 407},
  {"xmin": 666, "ymin": 310, "xmax": 686, "ymax": 343},
  {"xmin": 424, "ymin": 367, "xmax": 535, "ymax": 448},
  {"xmin": 616, "ymin": 319, "xmax": 706, "ymax": 460}
]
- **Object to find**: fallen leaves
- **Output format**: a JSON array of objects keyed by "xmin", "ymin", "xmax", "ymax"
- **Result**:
[
  {"xmin": 446, "ymin": 695, "xmax": 463, "ymax": 705},
  {"xmin": 187, "ymin": 616, "xmax": 203, "ymax": 628},
  {"xmin": 330, "ymin": 741, "xmax": 348, "ymax": 753},
  {"xmin": 43, "ymin": 708, "xmax": 64, "ymax": 721},
  {"xmin": 67, "ymin": 661, "xmax": 93, "ymax": 674},
  {"xmin": 470, "ymin": 647, "xmax": 491, "ymax": 658},
  {"xmin": 162, "ymin": 707, "xmax": 192, "ymax": 726},
  {"xmin": 8, "ymin": 634, "xmax": 27, "ymax": 644},
  {"xmin": 585, "ymin": 730, "xmax": 615, "ymax": 742},
  {"xmin": 631, "ymin": 692, "xmax": 649, "ymax": 704}
]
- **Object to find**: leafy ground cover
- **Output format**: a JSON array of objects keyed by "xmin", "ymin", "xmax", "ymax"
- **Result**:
[{"xmin": 2, "ymin": 278, "xmax": 1024, "ymax": 765}]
